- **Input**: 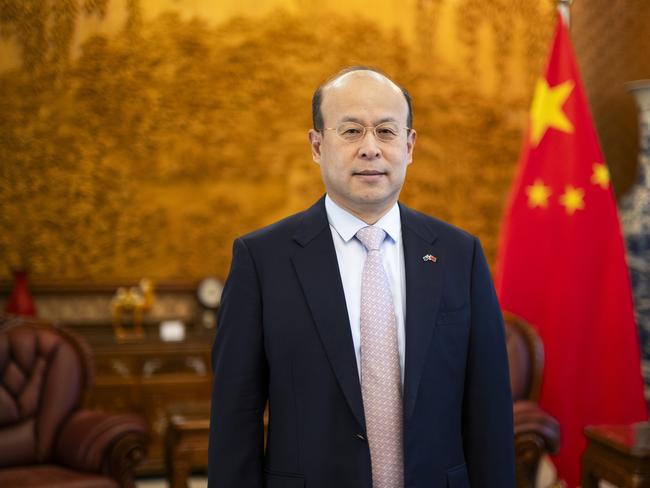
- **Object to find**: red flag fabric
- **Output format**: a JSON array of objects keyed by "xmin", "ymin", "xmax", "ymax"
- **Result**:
[{"xmin": 495, "ymin": 14, "xmax": 647, "ymax": 487}]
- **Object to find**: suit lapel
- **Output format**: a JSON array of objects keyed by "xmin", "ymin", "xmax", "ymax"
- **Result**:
[
  {"xmin": 400, "ymin": 204, "xmax": 443, "ymax": 421},
  {"xmin": 291, "ymin": 197, "xmax": 366, "ymax": 430}
]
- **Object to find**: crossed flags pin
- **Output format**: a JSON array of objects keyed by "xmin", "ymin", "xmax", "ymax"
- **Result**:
[{"xmin": 422, "ymin": 254, "xmax": 437, "ymax": 263}]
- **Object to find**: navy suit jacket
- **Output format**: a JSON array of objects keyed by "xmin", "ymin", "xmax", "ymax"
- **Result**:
[{"xmin": 208, "ymin": 197, "xmax": 515, "ymax": 488}]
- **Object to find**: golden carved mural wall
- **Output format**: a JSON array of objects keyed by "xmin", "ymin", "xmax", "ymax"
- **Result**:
[{"xmin": 3, "ymin": 0, "xmax": 640, "ymax": 284}]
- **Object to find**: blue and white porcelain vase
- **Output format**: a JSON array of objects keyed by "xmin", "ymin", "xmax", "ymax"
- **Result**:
[{"xmin": 620, "ymin": 80, "xmax": 650, "ymax": 411}]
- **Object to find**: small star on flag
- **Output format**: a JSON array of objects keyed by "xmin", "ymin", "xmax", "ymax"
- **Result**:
[
  {"xmin": 526, "ymin": 179, "xmax": 552, "ymax": 208},
  {"xmin": 591, "ymin": 163, "xmax": 610, "ymax": 189},
  {"xmin": 559, "ymin": 185, "xmax": 585, "ymax": 215}
]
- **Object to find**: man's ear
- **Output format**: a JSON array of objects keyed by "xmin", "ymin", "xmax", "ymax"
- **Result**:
[
  {"xmin": 406, "ymin": 129, "xmax": 417, "ymax": 165},
  {"xmin": 309, "ymin": 129, "xmax": 322, "ymax": 164}
]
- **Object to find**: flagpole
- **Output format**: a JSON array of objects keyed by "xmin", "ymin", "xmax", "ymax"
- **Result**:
[{"xmin": 557, "ymin": 0, "xmax": 573, "ymax": 27}]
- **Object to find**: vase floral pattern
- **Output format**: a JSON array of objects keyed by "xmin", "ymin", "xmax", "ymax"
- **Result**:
[{"xmin": 621, "ymin": 80, "xmax": 650, "ymax": 410}]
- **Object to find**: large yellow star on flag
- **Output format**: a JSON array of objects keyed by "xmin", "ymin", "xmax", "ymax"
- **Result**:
[
  {"xmin": 559, "ymin": 185, "xmax": 585, "ymax": 215},
  {"xmin": 525, "ymin": 179, "xmax": 552, "ymax": 208},
  {"xmin": 530, "ymin": 78, "xmax": 575, "ymax": 146},
  {"xmin": 591, "ymin": 163, "xmax": 610, "ymax": 189}
]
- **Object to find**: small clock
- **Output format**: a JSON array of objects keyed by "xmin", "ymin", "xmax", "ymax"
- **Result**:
[{"xmin": 197, "ymin": 277, "xmax": 223, "ymax": 309}]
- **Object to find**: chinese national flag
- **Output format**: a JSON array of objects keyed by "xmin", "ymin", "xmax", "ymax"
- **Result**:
[{"xmin": 495, "ymin": 14, "xmax": 647, "ymax": 487}]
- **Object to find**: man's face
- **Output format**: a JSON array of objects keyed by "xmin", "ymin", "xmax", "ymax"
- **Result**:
[{"xmin": 309, "ymin": 71, "xmax": 416, "ymax": 220}]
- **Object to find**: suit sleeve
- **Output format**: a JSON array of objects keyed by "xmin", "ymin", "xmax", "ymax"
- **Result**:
[
  {"xmin": 208, "ymin": 238, "xmax": 268, "ymax": 488},
  {"xmin": 463, "ymin": 237, "xmax": 516, "ymax": 487}
]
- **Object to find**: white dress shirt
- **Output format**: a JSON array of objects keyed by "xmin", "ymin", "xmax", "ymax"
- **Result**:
[{"xmin": 325, "ymin": 194, "xmax": 407, "ymax": 386}]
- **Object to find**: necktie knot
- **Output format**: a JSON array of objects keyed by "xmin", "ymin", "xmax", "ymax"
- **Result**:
[{"xmin": 356, "ymin": 226, "xmax": 386, "ymax": 252}]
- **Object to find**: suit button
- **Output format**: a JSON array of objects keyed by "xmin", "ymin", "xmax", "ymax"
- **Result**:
[{"xmin": 356, "ymin": 433, "xmax": 367, "ymax": 441}]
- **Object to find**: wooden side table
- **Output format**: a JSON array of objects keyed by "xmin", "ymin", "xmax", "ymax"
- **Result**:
[
  {"xmin": 165, "ymin": 403, "xmax": 269, "ymax": 488},
  {"xmin": 581, "ymin": 422, "xmax": 650, "ymax": 488},
  {"xmin": 165, "ymin": 404, "xmax": 211, "ymax": 488}
]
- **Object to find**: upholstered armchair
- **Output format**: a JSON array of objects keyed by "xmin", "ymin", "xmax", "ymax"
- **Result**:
[
  {"xmin": 504, "ymin": 312, "xmax": 561, "ymax": 488},
  {"xmin": 0, "ymin": 318, "xmax": 149, "ymax": 488}
]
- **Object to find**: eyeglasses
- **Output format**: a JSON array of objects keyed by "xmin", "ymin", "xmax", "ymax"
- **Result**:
[{"xmin": 322, "ymin": 121, "xmax": 410, "ymax": 143}]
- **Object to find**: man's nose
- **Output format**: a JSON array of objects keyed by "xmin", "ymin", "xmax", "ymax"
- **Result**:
[{"xmin": 358, "ymin": 130, "xmax": 381, "ymax": 160}]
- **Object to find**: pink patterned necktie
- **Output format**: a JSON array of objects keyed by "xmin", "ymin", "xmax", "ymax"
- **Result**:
[{"xmin": 356, "ymin": 225, "xmax": 404, "ymax": 488}]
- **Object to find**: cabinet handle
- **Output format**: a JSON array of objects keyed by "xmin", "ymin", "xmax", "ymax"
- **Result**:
[
  {"xmin": 186, "ymin": 357, "xmax": 207, "ymax": 375},
  {"xmin": 110, "ymin": 360, "xmax": 131, "ymax": 377},
  {"xmin": 143, "ymin": 359, "xmax": 162, "ymax": 377}
]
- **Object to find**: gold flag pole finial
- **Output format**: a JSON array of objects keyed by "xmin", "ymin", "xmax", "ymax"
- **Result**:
[{"xmin": 557, "ymin": 0, "xmax": 573, "ymax": 27}]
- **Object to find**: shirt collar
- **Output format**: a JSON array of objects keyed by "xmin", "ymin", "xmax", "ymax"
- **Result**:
[{"xmin": 325, "ymin": 194, "xmax": 401, "ymax": 244}]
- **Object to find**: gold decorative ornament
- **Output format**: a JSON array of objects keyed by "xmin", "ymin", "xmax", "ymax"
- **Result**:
[{"xmin": 110, "ymin": 278, "xmax": 155, "ymax": 341}]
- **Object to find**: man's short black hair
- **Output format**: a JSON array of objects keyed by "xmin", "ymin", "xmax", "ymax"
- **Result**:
[{"xmin": 311, "ymin": 66, "xmax": 413, "ymax": 131}]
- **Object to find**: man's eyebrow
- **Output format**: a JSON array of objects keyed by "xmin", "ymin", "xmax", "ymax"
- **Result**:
[
  {"xmin": 376, "ymin": 117, "xmax": 398, "ymax": 124},
  {"xmin": 339, "ymin": 116, "xmax": 399, "ymax": 124},
  {"xmin": 340, "ymin": 116, "xmax": 364, "ymax": 124}
]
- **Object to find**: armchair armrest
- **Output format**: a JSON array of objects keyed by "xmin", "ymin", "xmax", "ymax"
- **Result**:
[
  {"xmin": 55, "ymin": 410, "xmax": 149, "ymax": 488},
  {"xmin": 513, "ymin": 401, "xmax": 560, "ymax": 488}
]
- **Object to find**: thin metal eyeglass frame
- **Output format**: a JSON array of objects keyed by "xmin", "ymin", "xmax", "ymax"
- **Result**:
[{"xmin": 320, "ymin": 123, "xmax": 411, "ymax": 143}]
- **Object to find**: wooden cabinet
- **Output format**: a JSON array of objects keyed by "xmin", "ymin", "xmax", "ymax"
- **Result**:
[{"xmin": 84, "ymin": 330, "xmax": 215, "ymax": 475}]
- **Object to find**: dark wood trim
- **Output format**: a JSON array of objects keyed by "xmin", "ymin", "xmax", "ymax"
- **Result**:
[{"xmin": 0, "ymin": 281, "xmax": 203, "ymax": 294}]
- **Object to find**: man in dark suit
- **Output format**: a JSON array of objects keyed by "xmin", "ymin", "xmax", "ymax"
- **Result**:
[{"xmin": 208, "ymin": 67, "xmax": 515, "ymax": 488}]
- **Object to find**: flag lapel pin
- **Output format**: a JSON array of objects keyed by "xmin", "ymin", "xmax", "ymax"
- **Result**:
[{"xmin": 422, "ymin": 254, "xmax": 437, "ymax": 263}]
